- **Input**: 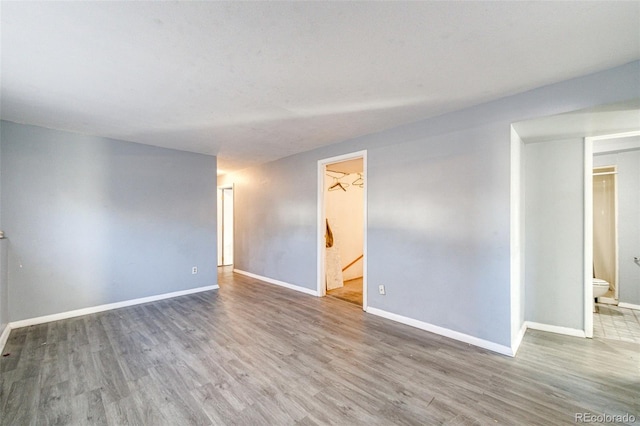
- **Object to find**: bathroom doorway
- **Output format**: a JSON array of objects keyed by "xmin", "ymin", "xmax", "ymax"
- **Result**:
[
  {"xmin": 585, "ymin": 131, "xmax": 640, "ymax": 338},
  {"xmin": 317, "ymin": 151, "xmax": 367, "ymax": 310},
  {"xmin": 592, "ymin": 165, "xmax": 618, "ymax": 304},
  {"xmin": 591, "ymin": 160, "xmax": 640, "ymax": 344}
]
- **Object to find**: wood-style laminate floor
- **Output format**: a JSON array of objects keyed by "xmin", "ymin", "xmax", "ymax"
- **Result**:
[
  {"xmin": 1, "ymin": 268, "xmax": 639, "ymax": 425},
  {"xmin": 327, "ymin": 278, "xmax": 363, "ymax": 306}
]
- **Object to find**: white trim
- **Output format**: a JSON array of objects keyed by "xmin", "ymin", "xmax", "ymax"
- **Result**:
[
  {"xmin": 525, "ymin": 321, "xmax": 586, "ymax": 338},
  {"xmin": 588, "ymin": 131, "xmax": 640, "ymax": 142},
  {"xmin": 9, "ymin": 285, "xmax": 218, "ymax": 329},
  {"xmin": 584, "ymin": 137, "xmax": 594, "ymax": 338},
  {"xmin": 613, "ymin": 167, "xmax": 619, "ymax": 300},
  {"xmin": 317, "ymin": 150, "xmax": 368, "ymax": 311},
  {"xmin": 366, "ymin": 307, "xmax": 515, "ymax": 357},
  {"xmin": 317, "ymin": 159, "xmax": 326, "ymax": 298},
  {"xmin": 362, "ymin": 154, "xmax": 368, "ymax": 311},
  {"xmin": 511, "ymin": 321, "xmax": 528, "ymax": 356},
  {"xmin": 0, "ymin": 323, "xmax": 11, "ymax": 354},
  {"xmin": 509, "ymin": 126, "xmax": 524, "ymax": 352},
  {"xmin": 619, "ymin": 302, "xmax": 640, "ymax": 311},
  {"xmin": 233, "ymin": 269, "xmax": 318, "ymax": 296},
  {"xmin": 217, "ymin": 184, "xmax": 235, "ymax": 267}
]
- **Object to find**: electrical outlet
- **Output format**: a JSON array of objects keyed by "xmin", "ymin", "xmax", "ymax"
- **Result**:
[
  {"xmin": 192, "ymin": 266, "xmax": 198, "ymax": 274},
  {"xmin": 378, "ymin": 284, "xmax": 386, "ymax": 295}
]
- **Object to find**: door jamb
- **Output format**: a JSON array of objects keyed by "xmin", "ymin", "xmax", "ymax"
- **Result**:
[{"xmin": 218, "ymin": 184, "xmax": 234, "ymax": 266}]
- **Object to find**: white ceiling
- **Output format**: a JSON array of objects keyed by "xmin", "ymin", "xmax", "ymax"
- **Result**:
[{"xmin": 2, "ymin": 2, "xmax": 639, "ymax": 174}]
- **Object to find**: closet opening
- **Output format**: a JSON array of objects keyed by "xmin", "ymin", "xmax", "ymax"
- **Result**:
[{"xmin": 317, "ymin": 151, "xmax": 367, "ymax": 309}]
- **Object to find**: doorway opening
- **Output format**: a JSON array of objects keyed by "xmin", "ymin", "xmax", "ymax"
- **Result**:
[
  {"xmin": 585, "ymin": 131, "xmax": 640, "ymax": 338},
  {"xmin": 592, "ymin": 165, "xmax": 618, "ymax": 306},
  {"xmin": 317, "ymin": 151, "xmax": 367, "ymax": 310},
  {"xmin": 217, "ymin": 186, "xmax": 234, "ymax": 267}
]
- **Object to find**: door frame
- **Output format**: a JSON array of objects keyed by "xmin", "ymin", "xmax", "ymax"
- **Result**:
[
  {"xmin": 218, "ymin": 184, "xmax": 234, "ymax": 266},
  {"xmin": 317, "ymin": 150, "xmax": 368, "ymax": 310},
  {"xmin": 584, "ymin": 130, "xmax": 640, "ymax": 337}
]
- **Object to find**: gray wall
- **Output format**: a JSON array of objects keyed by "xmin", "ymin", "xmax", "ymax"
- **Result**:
[
  {"xmin": 229, "ymin": 154, "xmax": 318, "ymax": 288},
  {"xmin": 368, "ymin": 121, "xmax": 512, "ymax": 341},
  {"xmin": 220, "ymin": 61, "xmax": 639, "ymax": 348},
  {"xmin": 0, "ymin": 139, "xmax": 7, "ymax": 332},
  {"xmin": 524, "ymin": 138, "xmax": 585, "ymax": 329},
  {"xmin": 594, "ymin": 149, "xmax": 640, "ymax": 306},
  {"xmin": 0, "ymin": 121, "xmax": 217, "ymax": 322},
  {"xmin": 0, "ymin": 241, "xmax": 7, "ymax": 331}
]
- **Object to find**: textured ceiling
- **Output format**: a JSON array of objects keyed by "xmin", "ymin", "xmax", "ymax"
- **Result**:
[{"xmin": 1, "ymin": 1, "xmax": 639, "ymax": 173}]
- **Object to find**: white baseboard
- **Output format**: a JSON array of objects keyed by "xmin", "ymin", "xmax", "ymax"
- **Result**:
[
  {"xmin": 9, "ymin": 285, "xmax": 219, "ymax": 330},
  {"xmin": 233, "ymin": 269, "xmax": 318, "ymax": 297},
  {"xmin": 525, "ymin": 321, "xmax": 586, "ymax": 338},
  {"xmin": 511, "ymin": 321, "xmax": 528, "ymax": 356},
  {"xmin": 618, "ymin": 302, "xmax": 640, "ymax": 311},
  {"xmin": 0, "ymin": 323, "xmax": 11, "ymax": 354},
  {"xmin": 365, "ymin": 307, "xmax": 514, "ymax": 357}
]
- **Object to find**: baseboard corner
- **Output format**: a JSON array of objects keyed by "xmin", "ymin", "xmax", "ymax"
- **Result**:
[{"xmin": 511, "ymin": 321, "xmax": 528, "ymax": 356}]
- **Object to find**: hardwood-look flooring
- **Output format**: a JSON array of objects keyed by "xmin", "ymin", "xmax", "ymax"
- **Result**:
[
  {"xmin": 1, "ymin": 268, "xmax": 639, "ymax": 425},
  {"xmin": 327, "ymin": 278, "xmax": 363, "ymax": 306}
]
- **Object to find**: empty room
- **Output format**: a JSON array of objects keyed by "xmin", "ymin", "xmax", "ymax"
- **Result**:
[{"xmin": 1, "ymin": 2, "xmax": 639, "ymax": 425}]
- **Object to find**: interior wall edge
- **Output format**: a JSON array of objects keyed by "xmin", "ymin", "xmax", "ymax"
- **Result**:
[
  {"xmin": 509, "ymin": 125, "xmax": 525, "ymax": 349},
  {"xmin": 511, "ymin": 321, "xmax": 528, "ymax": 356}
]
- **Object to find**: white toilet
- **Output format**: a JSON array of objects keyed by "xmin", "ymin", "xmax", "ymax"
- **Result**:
[
  {"xmin": 593, "ymin": 278, "xmax": 610, "ymax": 298},
  {"xmin": 593, "ymin": 278, "xmax": 610, "ymax": 312}
]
